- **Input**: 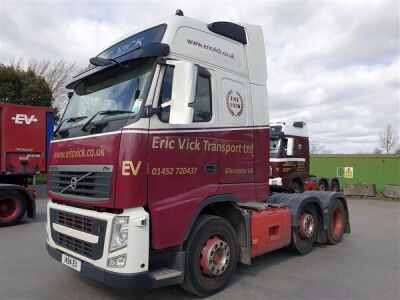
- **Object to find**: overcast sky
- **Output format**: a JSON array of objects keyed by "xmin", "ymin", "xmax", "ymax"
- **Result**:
[{"xmin": 1, "ymin": 0, "xmax": 399, "ymax": 153}]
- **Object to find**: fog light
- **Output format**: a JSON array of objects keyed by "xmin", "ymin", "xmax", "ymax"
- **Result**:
[{"xmin": 108, "ymin": 254, "xmax": 127, "ymax": 268}]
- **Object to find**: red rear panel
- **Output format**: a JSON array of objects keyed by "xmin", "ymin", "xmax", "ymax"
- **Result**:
[
  {"xmin": 249, "ymin": 206, "xmax": 291, "ymax": 257},
  {"xmin": 0, "ymin": 103, "xmax": 52, "ymax": 174}
]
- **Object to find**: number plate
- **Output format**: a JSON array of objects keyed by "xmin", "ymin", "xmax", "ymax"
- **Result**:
[{"xmin": 61, "ymin": 254, "xmax": 81, "ymax": 272}]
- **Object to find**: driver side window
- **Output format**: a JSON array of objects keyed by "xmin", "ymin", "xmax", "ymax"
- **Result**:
[
  {"xmin": 158, "ymin": 65, "xmax": 212, "ymax": 123},
  {"xmin": 159, "ymin": 66, "xmax": 174, "ymax": 122}
]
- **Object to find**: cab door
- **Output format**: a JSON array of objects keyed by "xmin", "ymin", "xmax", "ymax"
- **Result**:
[
  {"xmin": 147, "ymin": 63, "xmax": 219, "ymax": 249},
  {"xmin": 216, "ymin": 70, "xmax": 255, "ymax": 200}
]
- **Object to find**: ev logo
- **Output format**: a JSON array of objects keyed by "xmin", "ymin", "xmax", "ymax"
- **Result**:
[
  {"xmin": 122, "ymin": 161, "xmax": 142, "ymax": 176},
  {"xmin": 12, "ymin": 114, "xmax": 38, "ymax": 125}
]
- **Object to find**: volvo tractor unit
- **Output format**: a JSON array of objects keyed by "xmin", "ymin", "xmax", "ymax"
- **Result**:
[
  {"xmin": 46, "ymin": 12, "xmax": 350, "ymax": 296},
  {"xmin": 269, "ymin": 121, "xmax": 340, "ymax": 193}
]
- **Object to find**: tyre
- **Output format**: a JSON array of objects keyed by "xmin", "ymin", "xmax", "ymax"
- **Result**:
[
  {"xmin": 181, "ymin": 215, "xmax": 239, "ymax": 297},
  {"xmin": 317, "ymin": 179, "xmax": 327, "ymax": 191},
  {"xmin": 330, "ymin": 180, "xmax": 340, "ymax": 192},
  {"xmin": 0, "ymin": 191, "xmax": 26, "ymax": 227},
  {"xmin": 289, "ymin": 181, "xmax": 303, "ymax": 193},
  {"xmin": 291, "ymin": 204, "xmax": 318, "ymax": 254},
  {"xmin": 327, "ymin": 199, "xmax": 346, "ymax": 244}
]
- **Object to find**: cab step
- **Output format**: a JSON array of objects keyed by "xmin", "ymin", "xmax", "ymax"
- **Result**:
[{"xmin": 149, "ymin": 268, "xmax": 184, "ymax": 287}]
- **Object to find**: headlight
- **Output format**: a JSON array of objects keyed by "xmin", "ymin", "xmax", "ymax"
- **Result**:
[{"xmin": 110, "ymin": 216, "xmax": 129, "ymax": 252}]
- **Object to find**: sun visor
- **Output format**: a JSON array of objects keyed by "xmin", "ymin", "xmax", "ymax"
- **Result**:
[{"xmin": 66, "ymin": 42, "xmax": 170, "ymax": 90}]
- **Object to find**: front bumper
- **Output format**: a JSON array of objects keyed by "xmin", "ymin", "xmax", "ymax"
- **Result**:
[
  {"xmin": 46, "ymin": 243, "xmax": 153, "ymax": 289},
  {"xmin": 46, "ymin": 201, "xmax": 150, "ymax": 276}
]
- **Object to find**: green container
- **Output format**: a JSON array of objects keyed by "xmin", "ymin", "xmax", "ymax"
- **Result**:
[{"xmin": 310, "ymin": 154, "xmax": 400, "ymax": 193}]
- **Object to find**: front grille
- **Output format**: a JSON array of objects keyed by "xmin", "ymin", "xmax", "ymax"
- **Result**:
[
  {"xmin": 56, "ymin": 233, "xmax": 94, "ymax": 258},
  {"xmin": 57, "ymin": 211, "xmax": 93, "ymax": 233},
  {"xmin": 49, "ymin": 165, "xmax": 112, "ymax": 201},
  {"xmin": 50, "ymin": 208, "xmax": 107, "ymax": 260}
]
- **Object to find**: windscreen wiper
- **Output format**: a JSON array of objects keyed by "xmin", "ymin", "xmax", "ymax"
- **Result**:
[
  {"xmin": 53, "ymin": 116, "xmax": 88, "ymax": 136},
  {"xmin": 81, "ymin": 110, "xmax": 134, "ymax": 132}
]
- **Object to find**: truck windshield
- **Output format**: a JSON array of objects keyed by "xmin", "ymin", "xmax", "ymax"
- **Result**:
[
  {"xmin": 270, "ymin": 138, "xmax": 281, "ymax": 154},
  {"xmin": 61, "ymin": 58, "xmax": 156, "ymax": 129}
]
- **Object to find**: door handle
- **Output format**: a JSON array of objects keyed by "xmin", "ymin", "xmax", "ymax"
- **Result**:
[{"xmin": 205, "ymin": 165, "xmax": 218, "ymax": 174}]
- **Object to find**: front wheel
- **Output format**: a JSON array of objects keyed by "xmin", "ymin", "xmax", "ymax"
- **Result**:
[
  {"xmin": 181, "ymin": 215, "xmax": 239, "ymax": 297},
  {"xmin": 290, "ymin": 204, "xmax": 318, "ymax": 254},
  {"xmin": 0, "ymin": 191, "xmax": 26, "ymax": 227}
]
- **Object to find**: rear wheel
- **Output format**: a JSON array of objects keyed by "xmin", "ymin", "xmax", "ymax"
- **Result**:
[
  {"xmin": 317, "ymin": 179, "xmax": 327, "ymax": 191},
  {"xmin": 330, "ymin": 180, "xmax": 340, "ymax": 192},
  {"xmin": 0, "ymin": 191, "xmax": 26, "ymax": 227},
  {"xmin": 181, "ymin": 215, "xmax": 239, "ymax": 297},
  {"xmin": 327, "ymin": 200, "xmax": 346, "ymax": 244},
  {"xmin": 291, "ymin": 204, "xmax": 318, "ymax": 254}
]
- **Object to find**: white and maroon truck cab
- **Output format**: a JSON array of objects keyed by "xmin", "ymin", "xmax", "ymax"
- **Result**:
[
  {"xmin": 46, "ymin": 11, "xmax": 349, "ymax": 296},
  {"xmin": 269, "ymin": 121, "xmax": 310, "ymax": 191},
  {"xmin": 269, "ymin": 121, "xmax": 340, "ymax": 193}
]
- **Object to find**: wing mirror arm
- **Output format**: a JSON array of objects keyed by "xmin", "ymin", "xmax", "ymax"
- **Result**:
[{"xmin": 144, "ymin": 105, "xmax": 162, "ymax": 118}]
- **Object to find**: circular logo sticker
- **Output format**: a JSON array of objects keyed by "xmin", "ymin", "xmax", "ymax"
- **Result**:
[{"xmin": 226, "ymin": 90, "xmax": 244, "ymax": 117}]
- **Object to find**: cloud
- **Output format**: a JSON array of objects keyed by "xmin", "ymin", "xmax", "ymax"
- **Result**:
[{"xmin": 0, "ymin": 0, "xmax": 399, "ymax": 153}]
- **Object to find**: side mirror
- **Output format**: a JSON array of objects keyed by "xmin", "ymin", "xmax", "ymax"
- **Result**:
[
  {"xmin": 162, "ymin": 61, "xmax": 197, "ymax": 125},
  {"xmin": 286, "ymin": 137, "xmax": 294, "ymax": 156},
  {"xmin": 67, "ymin": 91, "xmax": 73, "ymax": 99}
]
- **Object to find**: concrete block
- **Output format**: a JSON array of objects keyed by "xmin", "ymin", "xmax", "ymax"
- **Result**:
[
  {"xmin": 384, "ymin": 185, "xmax": 400, "ymax": 199},
  {"xmin": 344, "ymin": 184, "xmax": 376, "ymax": 197}
]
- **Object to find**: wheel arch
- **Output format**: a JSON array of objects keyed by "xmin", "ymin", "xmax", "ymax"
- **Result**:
[
  {"xmin": 269, "ymin": 193, "xmax": 324, "ymax": 227},
  {"xmin": 183, "ymin": 194, "xmax": 251, "ymax": 265}
]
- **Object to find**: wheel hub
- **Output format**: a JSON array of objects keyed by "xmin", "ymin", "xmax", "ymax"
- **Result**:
[
  {"xmin": 0, "ymin": 199, "xmax": 18, "ymax": 220},
  {"xmin": 200, "ymin": 236, "xmax": 230, "ymax": 276},
  {"xmin": 298, "ymin": 213, "xmax": 315, "ymax": 239},
  {"xmin": 0, "ymin": 203, "xmax": 9, "ymax": 213},
  {"xmin": 331, "ymin": 208, "xmax": 343, "ymax": 237}
]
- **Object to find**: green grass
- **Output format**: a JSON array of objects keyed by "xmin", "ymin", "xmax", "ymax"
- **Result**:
[{"xmin": 35, "ymin": 174, "xmax": 47, "ymax": 184}]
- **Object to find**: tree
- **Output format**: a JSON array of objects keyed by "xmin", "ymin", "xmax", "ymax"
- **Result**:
[
  {"xmin": 0, "ymin": 64, "xmax": 52, "ymax": 107},
  {"xmin": 27, "ymin": 59, "xmax": 77, "ymax": 112},
  {"xmin": 373, "ymin": 147, "xmax": 382, "ymax": 154},
  {"xmin": 379, "ymin": 124, "xmax": 399, "ymax": 154},
  {"xmin": 310, "ymin": 139, "xmax": 327, "ymax": 154}
]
